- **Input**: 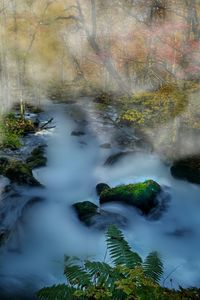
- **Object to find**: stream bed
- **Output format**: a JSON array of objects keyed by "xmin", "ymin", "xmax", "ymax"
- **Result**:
[{"xmin": 0, "ymin": 100, "xmax": 200, "ymax": 299}]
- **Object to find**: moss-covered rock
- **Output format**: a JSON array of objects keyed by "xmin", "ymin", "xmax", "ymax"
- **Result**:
[
  {"xmin": 96, "ymin": 183, "xmax": 110, "ymax": 196},
  {"xmin": 0, "ymin": 157, "xmax": 41, "ymax": 186},
  {"xmin": 72, "ymin": 201, "xmax": 127, "ymax": 229},
  {"xmin": 171, "ymin": 155, "xmax": 200, "ymax": 184},
  {"xmin": 26, "ymin": 145, "xmax": 47, "ymax": 169},
  {"xmin": 72, "ymin": 201, "xmax": 99, "ymax": 226},
  {"xmin": 99, "ymin": 180, "xmax": 161, "ymax": 214}
]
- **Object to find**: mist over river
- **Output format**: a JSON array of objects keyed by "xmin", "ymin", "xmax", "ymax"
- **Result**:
[{"xmin": 1, "ymin": 100, "xmax": 200, "ymax": 299}]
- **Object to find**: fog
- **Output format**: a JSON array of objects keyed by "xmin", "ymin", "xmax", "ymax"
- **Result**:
[{"xmin": 0, "ymin": 1, "xmax": 200, "ymax": 298}]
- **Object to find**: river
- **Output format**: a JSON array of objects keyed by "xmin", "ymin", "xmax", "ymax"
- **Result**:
[{"xmin": 0, "ymin": 100, "xmax": 200, "ymax": 299}]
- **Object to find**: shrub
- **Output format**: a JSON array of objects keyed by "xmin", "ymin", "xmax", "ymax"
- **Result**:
[{"xmin": 0, "ymin": 113, "xmax": 35, "ymax": 149}]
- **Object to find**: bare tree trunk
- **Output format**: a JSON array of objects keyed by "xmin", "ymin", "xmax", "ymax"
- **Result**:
[
  {"xmin": 0, "ymin": 0, "xmax": 11, "ymax": 112},
  {"xmin": 185, "ymin": 0, "xmax": 200, "ymax": 41},
  {"xmin": 76, "ymin": 0, "xmax": 131, "ymax": 94}
]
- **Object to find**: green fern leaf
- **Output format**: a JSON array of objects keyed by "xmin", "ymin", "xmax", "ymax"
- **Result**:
[
  {"xmin": 84, "ymin": 260, "xmax": 114, "ymax": 287},
  {"xmin": 143, "ymin": 251, "xmax": 163, "ymax": 283},
  {"xmin": 37, "ymin": 284, "xmax": 77, "ymax": 300},
  {"xmin": 106, "ymin": 225, "xmax": 142, "ymax": 268},
  {"xmin": 64, "ymin": 265, "xmax": 92, "ymax": 289}
]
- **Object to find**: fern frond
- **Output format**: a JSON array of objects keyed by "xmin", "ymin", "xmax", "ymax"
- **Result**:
[
  {"xmin": 106, "ymin": 225, "xmax": 142, "ymax": 268},
  {"xmin": 84, "ymin": 260, "xmax": 114, "ymax": 287},
  {"xmin": 143, "ymin": 251, "xmax": 163, "ymax": 283},
  {"xmin": 64, "ymin": 265, "xmax": 92, "ymax": 289},
  {"xmin": 37, "ymin": 284, "xmax": 77, "ymax": 300}
]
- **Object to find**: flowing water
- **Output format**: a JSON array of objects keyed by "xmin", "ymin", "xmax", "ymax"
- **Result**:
[{"xmin": 0, "ymin": 101, "xmax": 200, "ymax": 299}]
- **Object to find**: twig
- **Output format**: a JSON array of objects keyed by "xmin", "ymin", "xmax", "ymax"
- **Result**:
[
  {"xmin": 40, "ymin": 118, "xmax": 54, "ymax": 130},
  {"xmin": 162, "ymin": 264, "xmax": 182, "ymax": 287}
]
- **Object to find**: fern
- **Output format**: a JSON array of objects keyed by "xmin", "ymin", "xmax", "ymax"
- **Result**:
[
  {"xmin": 106, "ymin": 224, "xmax": 142, "ymax": 268},
  {"xmin": 37, "ymin": 225, "xmax": 164, "ymax": 300},
  {"xmin": 37, "ymin": 284, "xmax": 77, "ymax": 300},
  {"xmin": 64, "ymin": 265, "xmax": 92, "ymax": 289},
  {"xmin": 84, "ymin": 261, "xmax": 113, "ymax": 286},
  {"xmin": 143, "ymin": 251, "xmax": 164, "ymax": 284}
]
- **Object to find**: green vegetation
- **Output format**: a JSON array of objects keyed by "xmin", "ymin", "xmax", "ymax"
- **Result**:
[
  {"xmin": 119, "ymin": 84, "xmax": 187, "ymax": 127},
  {"xmin": 73, "ymin": 201, "xmax": 98, "ymax": 226},
  {"xmin": 99, "ymin": 180, "xmax": 161, "ymax": 214},
  {"xmin": 0, "ymin": 113, "xmax": 35, "ymax": 150},
  {"xmin": 0, "ymin": 131, "xmax": 22, "ymax": 150},
  {"xmin": 37, "ymin": 225, "xmax": 200, "ymax": 300},
  {"xmin": 26, "ymin": 145, "xmax": 47, "ymax": 169},
  {"xmin": 96, "ymin": 183, "xmax": 111, "ymax": 196},
  {"xmin": 0, "ymin": 157, "xmax": 41, "ymax": 186}
]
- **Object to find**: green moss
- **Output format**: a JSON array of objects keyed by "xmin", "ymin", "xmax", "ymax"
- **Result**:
[
  {"xmin": 26, "ymin": 145, "xmax": 47, "ymax": 169},
  {"xmin": 0, "ymin": 157, "xmax": 41, "ymax": 186},
  {"xmin": 73, "ymin": 201, "xmax": 98, "ymax": 226},
  {"xmin": 96, "ymin": 183, "xmax": 110, "ymax": 196},
  {"xmin": 100, "ymin": 180, "xmax": 161, "ymax": 214}
]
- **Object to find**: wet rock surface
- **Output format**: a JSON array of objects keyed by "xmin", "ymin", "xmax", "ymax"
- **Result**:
[
  {"xmin": 0, "ymin": 157, "xmax": 41, "ymax": 186},
  {"xmin": 99, "ymin": 180, "xmax": 161, "ymax": 215},
  {"xmin": 100, "ymin": 143, "xmax": 111, "ymax": 149},
  {"xmin": 72, "ymin": 201, "xmax": 127, "ymax": 230},
  {"xmin": 104, "ymin": 151, "xmax": 135, "ymax": 166},
  {"xmin": 171, "ymin": 155, "xmax": 200, "ymax": 184},
  {"xmin": 71, "ymin": 130, "xmax": 85, "ymax": 136},
  {"xmin": 26, "ymin": 145, "xmax": 47, "ymax": 169}
]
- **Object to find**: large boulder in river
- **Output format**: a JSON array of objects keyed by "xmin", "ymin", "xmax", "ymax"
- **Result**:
[
  {"xmin": 72, "ymin": 201, "xmax": 127, "ymax": 229},
  {"xmin": 0, "ymin": 157, "xmax": 41, "ymax": 186},
  {"xmin": 26, "ymin": 145, "xmax": 47, "ymax": 169},
  {"xmin": 170, "ymin": 155, "xmax": 200, "ymax": 184},
  {"xmin": 99, "ymin": 180, "xmax": 161, "ymax": 215}
]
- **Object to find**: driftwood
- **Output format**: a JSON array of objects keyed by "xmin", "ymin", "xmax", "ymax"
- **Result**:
[
  {"xmin": 41, "ymin": 126, "xmax": 56, "ymax": 130},
  {"xmin": 39, "ymin": 118, "xmax": 54, "ymax": 130}
]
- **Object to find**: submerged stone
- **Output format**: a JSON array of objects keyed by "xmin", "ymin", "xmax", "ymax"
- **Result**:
[
  {"xmin": 100, "ymin": 143, "xmax": 111, "ymax": 149},
  {"xmin": 72, "ymin": 201, "xmax": 127, "ymax": 229},
  {"xmin": 171, "ymin": 155, "xmax": 200, "ymax": 184},
  {"xmin": 71, "ymin": 130, "xmax": 85, "ymax": 136},
  {"xmin": 99, "ymin": 180, "xmax": 161, "ymax": 214},
  {"xmin": 72, "ymin": 201, "xmax": 98, "ymax": 226},
  {"xmin": 0, "ymin": 157, "xmax": 41, "ymax": 186},
  {"xmin": 104, "ymin": 151, "xmax": 134, "ymax": 166}
]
